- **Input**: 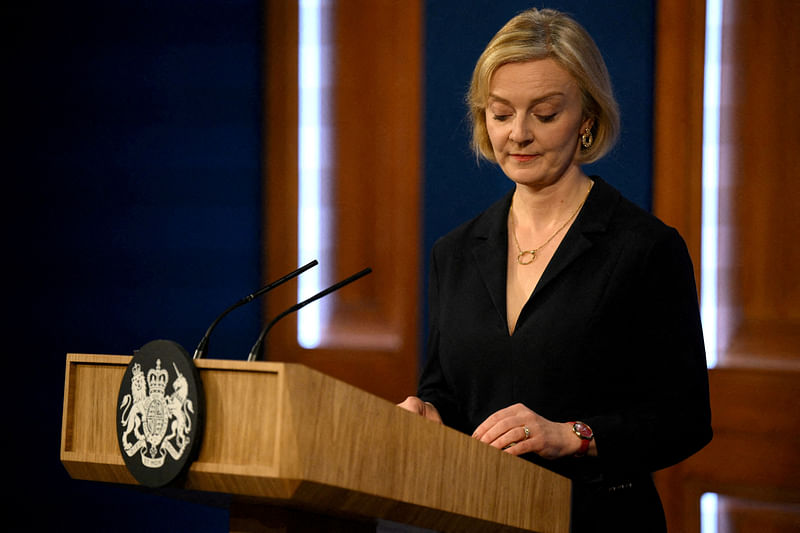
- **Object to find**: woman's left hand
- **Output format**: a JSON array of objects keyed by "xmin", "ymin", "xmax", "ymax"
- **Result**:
[{"xmin": 472, "ymin": 403, "xmax": 578, "ymax": 459}]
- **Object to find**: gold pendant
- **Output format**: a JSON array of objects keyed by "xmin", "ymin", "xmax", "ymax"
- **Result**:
[{"xmin": 517, "ymin": 250, "xmax": 536, "ymax": 265}]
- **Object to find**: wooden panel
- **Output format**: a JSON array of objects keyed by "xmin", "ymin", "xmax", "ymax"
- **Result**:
[
  {"xmin": 655, "ymin": 367, "xmax": 800, "ymax": 533},
  {"xmin": 718, "ymin": 496, "xmax": 800, "ymax": 533},
  {"xmin": 61, "ymin": 354, "xmax": 572, "ymax": 533},
  {"xmin": 262, "ymin": 0, "xmax": 422, "ymax": 402},
  {"xmin": 61, "ymin": 356, "xmax": 126, "ymax": 457},
  {"xmin": 653, "ymin": 0, "xmax": 800, "ymax": 363},
  {"xmin": 191, "ymin": 361, "xmax": 281, "ymax": 475},
  {"xmin": 652, "ymin": 1, "xmax": 800, "ymax": 531},
  {"xmin": 327, "ymin": 0, "xmax": 422, "ymax": 350},
  {"xmin": 652, "ymin": 0, "xmax": 706, "ymax": 290},
  {"xmin": 676, "ymin": 368, "xmax": 799, "ymax": 498},
  {"xmin": 718, "ymin": 0, "xmax": 800, "ymax": 358},
  {"xmin": 262, "ymin": 0, "xmax": 299, "ymax": 334},
  {"xmin": 642, "ymin": 2, "xmax": 708, "ymax": 527},
  {"xmin": 60, "ymin": 354, "xmax": 134, "ymax": 483}
]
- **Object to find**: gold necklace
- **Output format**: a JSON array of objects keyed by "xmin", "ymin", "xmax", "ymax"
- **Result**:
[{"xmin": 509, "ymin": 181, "xmax": 594, "ymax": 265}]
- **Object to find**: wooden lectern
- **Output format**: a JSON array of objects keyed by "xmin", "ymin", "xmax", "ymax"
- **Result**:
[{"xmin": 61, "ymin": 354, "xmax": 571, "ymax": 533}]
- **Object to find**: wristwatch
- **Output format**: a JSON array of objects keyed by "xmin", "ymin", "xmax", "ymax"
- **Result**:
[{"xmin": 570, "ymin": 421, "xmax": 593, "ymax": 457}]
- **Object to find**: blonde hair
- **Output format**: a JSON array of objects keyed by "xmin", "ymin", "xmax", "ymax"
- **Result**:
[{"xmin": 468, "ymin": 8, "xmax": 619, "ymax": 164}]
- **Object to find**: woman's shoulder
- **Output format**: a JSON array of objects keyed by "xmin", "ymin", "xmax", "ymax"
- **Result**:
[
  {"xmin": 592, "ymin": 177, "xmax": 682, "ymax": 244},
  {"xmin": 589, "ymin": 177, "xmax": 693, "ymax": 274}
]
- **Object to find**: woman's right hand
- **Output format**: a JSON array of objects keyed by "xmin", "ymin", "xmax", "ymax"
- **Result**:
[{"xmin": 397, "ymin": 396, "xmax": 443, "ymax": 424}]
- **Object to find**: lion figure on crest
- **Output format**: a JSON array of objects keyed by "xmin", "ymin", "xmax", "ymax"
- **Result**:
[{"xmin": 119, "ymin": 363, "xmax": 147, "ymax": 450}]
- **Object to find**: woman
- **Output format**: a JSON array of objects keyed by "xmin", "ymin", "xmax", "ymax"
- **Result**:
[{"xmin": 399, "ymin": 7, "xmax": 712, "ymax": 531}]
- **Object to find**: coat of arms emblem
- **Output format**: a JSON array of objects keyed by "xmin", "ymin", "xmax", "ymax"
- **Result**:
[
  {"xmin": 119, "ymin": 359, "xmax": 194, "ymax": 467},
  {"xmin": 116, "ymin": 339, "xmax": 203, "ymax": 487}
]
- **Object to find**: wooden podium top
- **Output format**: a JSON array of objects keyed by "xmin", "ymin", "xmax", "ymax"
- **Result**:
[{"xmin": 61, "ymin": 353, "xmax": 571, "ymax": 533}]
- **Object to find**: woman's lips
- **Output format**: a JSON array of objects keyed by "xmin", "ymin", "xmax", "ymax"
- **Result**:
[{"xmin": 510, "ymin": 154, "xmax": 538, "ymax": 162}]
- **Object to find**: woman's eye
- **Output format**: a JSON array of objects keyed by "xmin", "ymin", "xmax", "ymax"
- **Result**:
[
  {"xmin": 536, "ymin": 113, "xmax": 556, "ymax": 123},
  {"xmin": 492, "ymin": 114, "xmax": 511, "ymax": 122}
]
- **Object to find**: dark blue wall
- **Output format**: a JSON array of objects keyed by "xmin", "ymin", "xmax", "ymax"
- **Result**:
[
  {"xmin": 10, "ymin": 1, "xmax": 261, "ymax": 530},
  {"xmin": 8, "ymin": 1, "xmax": 652, "ymax": 531}
]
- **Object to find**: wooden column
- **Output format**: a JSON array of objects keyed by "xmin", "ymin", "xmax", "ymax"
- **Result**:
[
  {"xmin": 652, "ymin": 0, "xmax": 706, "ymax": 290},
  {"xmin": 262, "ymin": 1, "xmax": 423, "ymax": 402},
  {"xmin": 652, "ymin": 1, "xmax": 800, "ymax": 531}
]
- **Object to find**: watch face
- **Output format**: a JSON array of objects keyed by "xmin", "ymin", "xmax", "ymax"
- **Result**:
[{"xmin": 573, "ymin": 422, "xmax": 593, "ymax": 439}]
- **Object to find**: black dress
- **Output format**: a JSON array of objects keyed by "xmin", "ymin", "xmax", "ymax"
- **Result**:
[{"xmin": 417, "ymin": 177, "xmax": 712, "ymax": 531}]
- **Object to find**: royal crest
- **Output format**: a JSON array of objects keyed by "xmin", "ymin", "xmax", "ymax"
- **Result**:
[
  {"xmin": 117, "ymin": 340, "xmax": 203, "ymax": 487},
  {"xmin": 120, "ymin": 358, "xmax": 194, "ymax": 468}
]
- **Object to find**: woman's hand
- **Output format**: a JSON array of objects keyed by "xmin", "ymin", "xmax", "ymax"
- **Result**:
[
  {"xmin": 472, "ymin": 403, "xmax": 589, "ymax": 459},
  {"xmin": 397, "ymin": 396, "xmax": 443, "ymax": 424}
]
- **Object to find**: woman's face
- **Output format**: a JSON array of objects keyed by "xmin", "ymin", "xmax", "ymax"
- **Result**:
[{"xmin": 485, "ymin": 59, "xmax": 590, "ymax": 189}]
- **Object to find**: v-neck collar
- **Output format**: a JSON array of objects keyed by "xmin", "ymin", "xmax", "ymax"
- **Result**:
[{"xmin": 467, "ymin": 177, "xmax": 619, "ymax": 332}]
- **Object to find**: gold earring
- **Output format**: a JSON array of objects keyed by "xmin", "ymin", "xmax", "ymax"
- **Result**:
[{"xmin": 581, "ymin": 127, "xmax": 593, "ymax": 149}]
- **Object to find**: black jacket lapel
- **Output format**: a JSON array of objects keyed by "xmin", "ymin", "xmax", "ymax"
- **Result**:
[{"xmin": 469, "ymin": 191, "xmax": 514, "ymax": 327}]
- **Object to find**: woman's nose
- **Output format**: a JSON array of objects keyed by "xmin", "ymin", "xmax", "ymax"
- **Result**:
[{"xmin": 509, "ymin": 115, "xmax": 533, "ymax": 144}]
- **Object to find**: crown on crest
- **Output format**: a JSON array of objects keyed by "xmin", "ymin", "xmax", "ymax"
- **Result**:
[{"xmin": 147, "ymin": 359, "xmax": 169, "ymax": 395}]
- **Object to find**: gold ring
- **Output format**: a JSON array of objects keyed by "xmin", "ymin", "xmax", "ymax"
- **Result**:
[{"xmin": 523, "ymin": 426, "xmax": 530, "ymax": 440}]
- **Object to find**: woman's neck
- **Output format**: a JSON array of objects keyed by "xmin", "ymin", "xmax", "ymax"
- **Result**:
[{"xmin": 511, "ymin": 170, "xmax": 592, "ymax": 234}]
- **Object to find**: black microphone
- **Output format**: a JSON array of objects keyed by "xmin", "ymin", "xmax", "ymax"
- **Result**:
[
  {"xmin": 193, "ymin": 260, "xmax": 318, "ymax": 360},
  {"xmin": 247, "ymin": 267, "xmax": 373, "ymax": 362}
]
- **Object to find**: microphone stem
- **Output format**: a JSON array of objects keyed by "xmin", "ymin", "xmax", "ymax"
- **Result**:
[
  {"xmin": 193, "ymin": 259, "xmax": 318, "ymax": 359},
  {"xmin": 247, "ymin": 267, "xmax": 372, "ymax": 362}
]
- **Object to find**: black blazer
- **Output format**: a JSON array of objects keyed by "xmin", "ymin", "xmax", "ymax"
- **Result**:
[{"xmin": 418, "ymin": 177, "xmax": 712, "ymax": 505}]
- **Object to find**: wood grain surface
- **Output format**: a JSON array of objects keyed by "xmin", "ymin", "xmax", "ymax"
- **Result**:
[{"xmin": 61, "ymin": 354, "xmax": 571, "ymax": 533}]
